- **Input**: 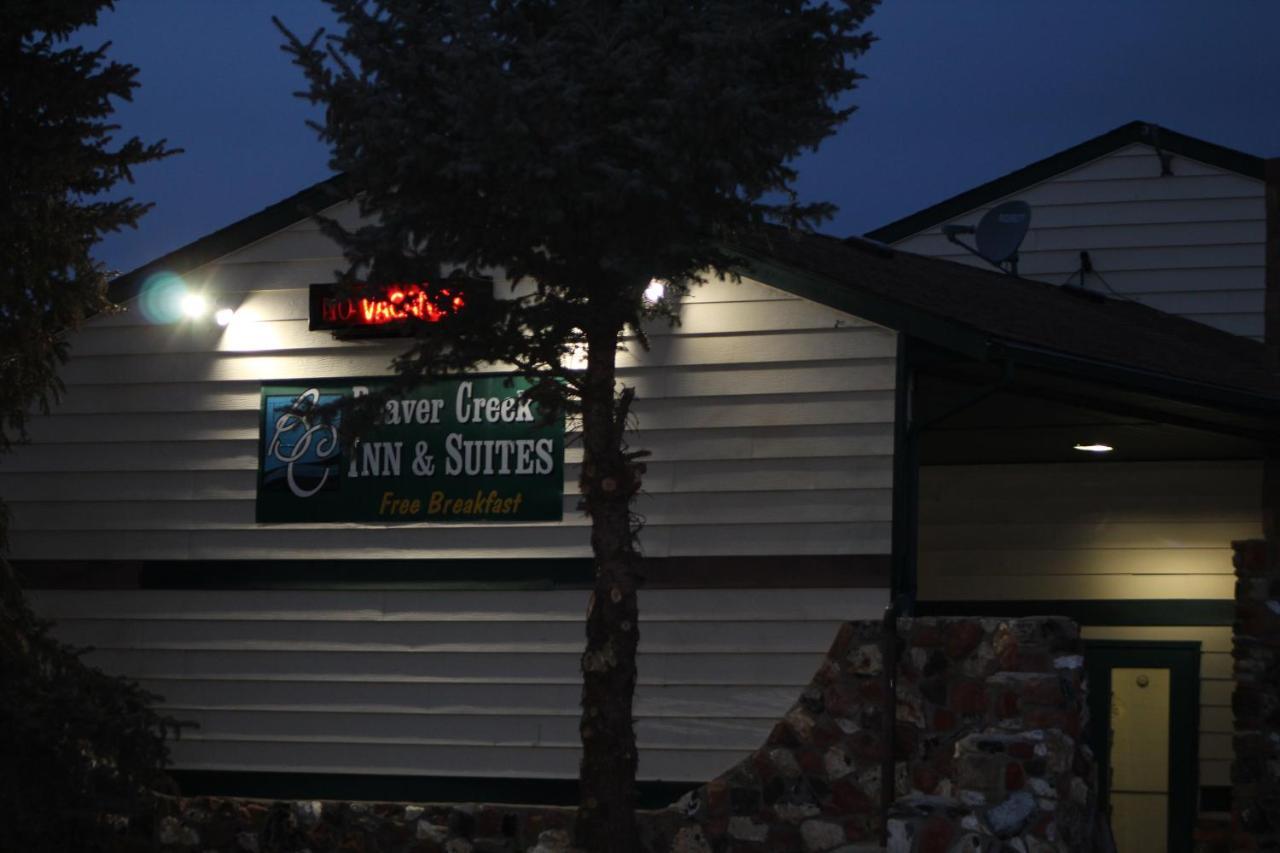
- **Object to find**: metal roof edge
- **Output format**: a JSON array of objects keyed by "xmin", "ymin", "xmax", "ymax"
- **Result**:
[
  {"xmin": 723, "ymin": 242, "xmax": 991, "ymax": 359},
  {"xmin": 865, "ymin": 120, "xmax": 1266, "ymax": 244},
  {"xmin": 107, "ymin": 173, "xmax": 352, "ymax": 304}
]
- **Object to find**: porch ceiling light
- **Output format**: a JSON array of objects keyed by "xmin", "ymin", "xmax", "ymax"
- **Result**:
[{"xmin": 1073, "ymin": 443, "xmax": 1113, "ymax": 453}]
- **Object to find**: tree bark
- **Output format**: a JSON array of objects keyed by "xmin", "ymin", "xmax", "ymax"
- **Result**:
[
  {"xmin": 1264, "ymin": 159, "xmax": 1280, "ymax": 562},
  {"xmin": 575, "ymin": 320, "xmax": 643, "ymax": 853}
]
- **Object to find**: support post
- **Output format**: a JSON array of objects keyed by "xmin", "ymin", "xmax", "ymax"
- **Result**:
[
  {"xmin": 879, "ymin": 604, "xmax": 898, "ymax": 846},
  {"xmin": 891, "ymin": 334, "xmax": 918, "ymax": 615}
]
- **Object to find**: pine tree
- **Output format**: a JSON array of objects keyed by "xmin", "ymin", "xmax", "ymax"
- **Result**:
[
  {"xmin": 277, "ymin": 3, "xmax": 876, "ymax": 849},
  {"xmin": 0, "ymin": 3, "xmax": 181, "ymax": 849}
]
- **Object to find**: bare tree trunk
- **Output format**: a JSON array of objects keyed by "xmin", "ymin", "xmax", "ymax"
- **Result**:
[
  {"xmin": 575, "ymin": 321, "xmax": 643, "ymax": 853},
  {"xmin": 1264, "ymin": 159, "xmax": 1280, "ymax": 560}
]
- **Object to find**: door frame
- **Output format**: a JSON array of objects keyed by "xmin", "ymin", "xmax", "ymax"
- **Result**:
[{"xmin": 1084, "ymin": 639, "xmax": 1201, "ymax": 853}]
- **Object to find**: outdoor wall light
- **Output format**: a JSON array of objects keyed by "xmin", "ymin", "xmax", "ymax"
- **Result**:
[
  {"xmin": 1073, "ymin": 443, "xmax": 1114, "ymax": 453},
  {"xmin": 137, "ymin": 272, "xmax": 225, "ymax": 326},
  {"xmin": 180, "ymin": 292, "xmax": 209, "ymax": 319},
  {"xmin": 644, "ymin": 278, "xmax": 666, "ymax": 304}
]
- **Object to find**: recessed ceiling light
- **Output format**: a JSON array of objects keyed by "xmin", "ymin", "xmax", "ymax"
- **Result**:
[{"xmin": 1073, "ymin": 443, "xmax": 1113, "ymax": 453}]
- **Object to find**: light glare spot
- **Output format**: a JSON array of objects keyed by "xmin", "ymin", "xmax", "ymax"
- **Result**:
[
  {"xmin": 1073, "ymin": 443, "xmax": 1113, "ymax": 453},
  {"xmin": 219, "ymin": 305, "xmax": 283, "ymax": 352},
  {"xmin": 137, "ymin": 271, "xmax": 190, "ymax": 324},
  {"xmin": 181, "ymin": 293, "xmax": 208, "ymax": 318},
  {"xmin": 214, "ymin": 307, "xmax": 235, "ymax": 326},
  {"xmin": 644, "ymin": 279, "xmax": 666, "ymax": 304}
]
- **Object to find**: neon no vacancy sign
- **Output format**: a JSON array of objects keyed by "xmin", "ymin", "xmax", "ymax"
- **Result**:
[{"xmin": 308, "ymin": 281, "xmax": 480, "ymax": 333}]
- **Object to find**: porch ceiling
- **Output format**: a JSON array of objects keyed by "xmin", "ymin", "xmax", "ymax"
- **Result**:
[{"xmin": 915, "ymin": 366, "xmax": 1266, "ymax": 466}]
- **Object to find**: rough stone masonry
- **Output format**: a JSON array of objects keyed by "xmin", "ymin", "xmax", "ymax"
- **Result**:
[
  {"xmin": 124, "ymin": 616, "xmax": 1095, "ymax": 853},
  {"xmin": 1232, "ymin": 540, "xmax": 1280, "ymax": 851}
]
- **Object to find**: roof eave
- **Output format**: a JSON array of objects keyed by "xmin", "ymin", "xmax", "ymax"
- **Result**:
[
  {"xmin": 731, "ymin": 243, "xmax": 1280, "ymax": 422},
  {"xmin": 107, "ymin": 173, "xmax": 352, "ymax": 305},
  {"xmin": 725, "ymin": 243, "xmax": 991, "ymax": 360},
  {"xmin": 988, "ymin": 338, "xmax": 1280, "ymax": 423}
]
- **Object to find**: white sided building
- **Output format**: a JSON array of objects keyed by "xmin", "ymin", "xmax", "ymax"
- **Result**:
[{"xmin": 6, "ymin": 131, "xmax": 1278, "ymax": 847}]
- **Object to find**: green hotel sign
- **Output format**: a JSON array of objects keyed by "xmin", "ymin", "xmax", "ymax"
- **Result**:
[{"xmin": 257, "ymin": 376, "xmax": 564, "ymax": 523}]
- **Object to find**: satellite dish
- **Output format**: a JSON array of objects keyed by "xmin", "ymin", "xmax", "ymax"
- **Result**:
[
  {"xmin": 975, "ymin": 201, "xmax": 1031, "ymax": 265},
  {"xmin": 942, "ymin": 200, "xmax": 1032, "ymax": 274}
]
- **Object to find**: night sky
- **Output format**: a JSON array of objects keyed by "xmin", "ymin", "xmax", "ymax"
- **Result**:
[{"xmin": 80, "ymin": 1, "xmax": 1280, "ymax": 275}]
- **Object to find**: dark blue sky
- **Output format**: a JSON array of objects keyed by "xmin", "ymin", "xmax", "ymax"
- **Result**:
[{"xmin": 83, "ymin": 1, "xmax": 1280, "ymax": 274}]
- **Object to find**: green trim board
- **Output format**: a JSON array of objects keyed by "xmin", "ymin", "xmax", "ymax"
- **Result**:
[
  {"xmin": 15, "ymin": 555, "xmax": 890, "ymax": 591},
  {"xmin": 169, "ymin": 770, "xmax": 696, "ymax": 810},
  {"xmin": 914, "ymin": 599, "xmax": 1234, "ymax": 627},
  {"xmin": 15, "ymin": 558, "xmax": 591, "ymax": 590},
  {"xmin": 866, "ymin": 120, "xmax": 1266, "ymax": 244},
  {"xmin": 1084, "ymin": 640, "xmax": 1201, "ymax": 853}
]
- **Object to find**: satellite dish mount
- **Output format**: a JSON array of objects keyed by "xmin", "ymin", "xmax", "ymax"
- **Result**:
[{"xmin": 941, "ymin": 200, "xmax": 1032, "ymax": 275}]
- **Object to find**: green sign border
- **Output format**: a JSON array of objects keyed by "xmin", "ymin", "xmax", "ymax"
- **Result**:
[{"xmin": 256, "ymin": 374, "xmax": 565, "ymax": 524}]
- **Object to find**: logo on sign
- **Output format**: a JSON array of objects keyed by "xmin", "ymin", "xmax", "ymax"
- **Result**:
[{"xmin": 262, "ymin": 388, "xmax": 342, "ymax": 498}]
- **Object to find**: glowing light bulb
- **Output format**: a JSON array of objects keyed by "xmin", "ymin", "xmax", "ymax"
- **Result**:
[
  {"xmin": 181, "ymin": 293, "xmax": 208, "ymax": 319},
  {"xmin": 644, "ymin": 279, "xmax": 666, "ymax": 304}
]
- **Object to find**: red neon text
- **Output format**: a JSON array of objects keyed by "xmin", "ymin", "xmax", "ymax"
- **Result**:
[{"xmin": 320, "ymin": 284, "xmax": 466, "ymax": 327}]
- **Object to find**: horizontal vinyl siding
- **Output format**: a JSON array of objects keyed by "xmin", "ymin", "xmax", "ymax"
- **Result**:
[
  {"xmin": 918, "ymin": 460, "xmax": 1261, "ymax": 601},
  {"xmin": 11, "ymin": 202, "xmax": 894, "ymax": 781},
  {"xmin": 31, "ymin": 588, "xmax": 883, "ymax": 781},
  {"xmin": 892, "ymin": 143, "xmax": 1266, "ymax": 338},
  {"xmin": 4, "ymin": 202, "xmax": 896, "ymax": 560}
]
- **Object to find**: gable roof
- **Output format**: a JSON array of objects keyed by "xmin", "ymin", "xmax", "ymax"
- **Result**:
[
  {"xmin": 105, "ymin": 173, "xmax": 1280, "ymax": 422},
  {"xmin": 865, "ymin": 120, "xmax": 1266, "ymax": 244},
  {"xmin": 107, "ymin": 174, "xmax": 352, "ymax": 305}
]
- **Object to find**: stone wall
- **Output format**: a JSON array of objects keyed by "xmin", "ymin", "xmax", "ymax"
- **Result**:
[
  {"xmin": 124, "ymin": 616, "xmax": 1094, "ymax": 853},
  {"xmin": 137, "ymin": 799, "xmax": 654, "ymax": 853},
  {"xmin": 1232, "ymin": 539, "xmax": 1280, "ymax": 850},
  {"xmin": 670, "ymin": 617, "xmax": 1095, "ymax": 853}
]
